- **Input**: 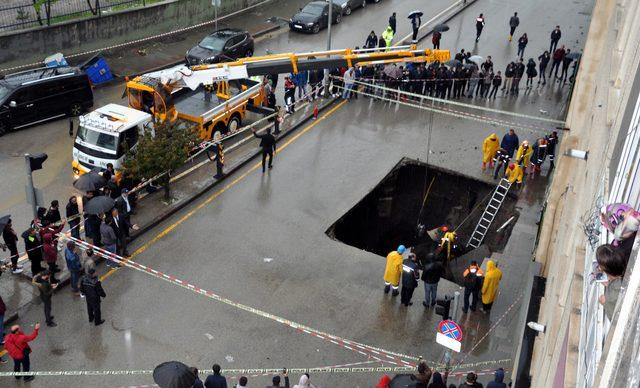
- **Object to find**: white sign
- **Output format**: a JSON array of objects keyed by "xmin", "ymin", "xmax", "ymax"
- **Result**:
[
  {"xmin": 436, "ymin": 332, "xmax": 461, "ymax": 352},
  {"xmin": 212, "ymin": 0, "xmax": 221, "ymax": 6}
]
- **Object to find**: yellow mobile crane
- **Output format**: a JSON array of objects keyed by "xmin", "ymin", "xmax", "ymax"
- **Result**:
[{"xmin": 125, "ymin": 45, "xmax": 450, "ymax": 140}]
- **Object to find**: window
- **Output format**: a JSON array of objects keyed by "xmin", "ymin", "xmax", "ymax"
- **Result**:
[
  {"xmin": 11, "ymin": 88, "xmax": 35, "ymax": 104},
  {"xmin": 118, "ymin": 127, "xmax": 139, "ymax": 157},
  {"xmin": 199, "ymin": 35, "xmax": 226, "ymax": 52},
  {"xmin": 77, "ymin": 125, "xmax": 117, "ymax": 153}
]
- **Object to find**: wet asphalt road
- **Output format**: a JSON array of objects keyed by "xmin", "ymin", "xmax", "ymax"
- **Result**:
[{"xmin": 0, "ymin": 0, "xmax": 596, "ymax": 386}]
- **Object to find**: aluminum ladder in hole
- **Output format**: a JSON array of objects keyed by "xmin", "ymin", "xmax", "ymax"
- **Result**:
[{"xmin": 466, "ymin": 178, "xmax": 512, "ymax": 249}]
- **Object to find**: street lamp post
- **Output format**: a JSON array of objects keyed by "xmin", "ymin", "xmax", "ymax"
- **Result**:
[{"xmin": 323, "ymin": 1, "xmax": 333, "ymax": 98}]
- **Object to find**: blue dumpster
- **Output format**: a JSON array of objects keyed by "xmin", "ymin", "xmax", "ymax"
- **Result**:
[{"xmin": 82, "ymin": 55, "xmax": 114, "ymax": 85}]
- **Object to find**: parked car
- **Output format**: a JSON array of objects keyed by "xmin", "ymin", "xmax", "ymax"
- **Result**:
[
  {"xmin": 0, "ymin": 66, "xmax": 93, "ymax": 136},
  {"xmin": 329, "ymin": 0, "xmax": 367, "ymax": 16},
  {"xmin": 185, "ymin": 28, "xmax": 254, "ymax": 65},
  {"xmin": 289, "ymin": 1, "xmax": 342, "ymax": 34}
]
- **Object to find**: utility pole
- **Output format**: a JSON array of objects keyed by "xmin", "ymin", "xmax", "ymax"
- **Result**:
[
  {"xmin": 323, "ymin": 0, "xmax": 333, "ymax": 97},
  {"xmin": 24, "ymin": 153, "xmax": 48, "ymax": 219},
  {"xmin": 212, "ymin": 0, "xmax": 220, "ymax": 31},
  {"xmin": 443, "ymin": 290, "xmax": 461, "ymax": 374}
]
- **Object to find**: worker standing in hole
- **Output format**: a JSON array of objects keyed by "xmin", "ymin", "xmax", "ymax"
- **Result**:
[
  {"xmin": 505, "ymin": 163, "xmax": 524, "ymax": 189},
  {"xmin": 252, "ymin": 127, "xmax": 276, "ymax": 173},
  {"xmin": 438, "ymin": 227, "xmax": 457, "ymax": 261},
  {"xmin": 384, "ymin": 245, "xmax": 405, "ymax": 297}
]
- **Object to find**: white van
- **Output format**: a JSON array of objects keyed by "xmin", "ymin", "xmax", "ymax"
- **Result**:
[{"xmin": 72, "ymin": 104, "xmax": 152, "ymax": 179}]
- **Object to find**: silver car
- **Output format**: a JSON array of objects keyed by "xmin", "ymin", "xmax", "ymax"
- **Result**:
[{"xmin": 328, "ymin": 0, "xmax": 367, "ymax": 16}]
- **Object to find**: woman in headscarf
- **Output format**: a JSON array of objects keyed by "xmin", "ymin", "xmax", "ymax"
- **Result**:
[{"xmin": 293, "ymin": 373, "xmax": 316, "ymax": 388}]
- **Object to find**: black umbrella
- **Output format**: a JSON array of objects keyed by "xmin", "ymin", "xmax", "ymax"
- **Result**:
[
  {"xmin": 433, "ymin": 24, "xmax": 449, "ymax": 32},
  {"xmin": 84, "ymin": 196, "xmax": 115, "ymax": 215},
  {"xmin": 389, "ymin": 374, "xmax": 419, "ymax": 388},
  {"xmin": 408, "ymin": 10, "xmax": 423, "ymax": 19},
  {"xmin": 73, "ymin": 172, "xmax": 106, "ymax": 192},
  {"xmin": 566, "ymin": 52, "xmax": 581, "ymax": 60},
  {"xmin": 153, "ymin": 361, "xmax": 195, "ymax": 388},
  {"xmin": 445, "ymin": 59, "xmax": 462, "ymax": 67},
  {"xmin": 0, "ymin": 215, "xmax": 10, "ymax": 231}
]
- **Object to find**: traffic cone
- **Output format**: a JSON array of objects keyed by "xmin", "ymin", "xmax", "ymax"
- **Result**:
[{"xmin": 313, "ymin": 104, "xmax": 319, "ymax": 120}]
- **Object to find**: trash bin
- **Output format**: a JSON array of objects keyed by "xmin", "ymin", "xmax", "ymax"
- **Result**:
[
  {"xmin": 44, "ymin": 53, "xmax": 68, "ymax": 67},
  {"xmin": 81, "ymin": 55, "xmax": 114, "ymax": 85}
]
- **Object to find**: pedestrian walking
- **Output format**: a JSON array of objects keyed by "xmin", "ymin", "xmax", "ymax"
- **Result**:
[
  {"xmin": 4, "ymin": 323, "xmax": 39, "ymax": 381},
  {"xmin": 389, "ymin": 12, "xmax": 397, "ymax": 34},
  {"xmin": 537, "ymin": 51, "xmax": 551, "ymax": 85},
  {"xmin": 500, "ymin": 129, "xmax": 519, "ymax": 158},
  {"xmin": 560, "ymin": 49, "xmax": 574, "ymax": 83},
  {"xmin": 421, "ymin": 254, "xmax": 444, "ymax": 308},
  {"xmin": 383, "ymin": 245, "xmax": 405, "ymax": 296},
  {"xmin": 293, "ymin": 374, "xmax": 316, "ymax": 388},
  {"xmin": 508, "ymin": 12, "xmax": 519, "ymax": 41},
  {"xmin": 549, "ymin": 45, "xmax": 566, "ymax": 79},
  {"xmin": 502, "ymin": 63, "xmax": 514, "ymax": 95},
  {"xmin": 45, "ymin": 200, "xmax": 61, "ymax": 224},
  {"xmin": 42, "ymin": 234, "xmax": 59, "ymax": 282},
  {"xmin": 545, "ymin": 131, "xmax": 559, "ymax": 169},
  {"xmin": 22, "ymin": 227, "xmax": 43, "ymax": 277},
  {"xmin": 32, "ymin": 271, "xmax": 56, "ymax": 326},
  {"xmin": 488, "ymin": 71, "xmax": 502, "ymax": 98},
  {"xmin": 459, "ymin": 372, "xmax": 483, "ymax": 388},
  {"xmin": 505, "ymin": 163, "xmax": 524, "ymax": 188},
  {"xmin": 365, "ymin": 30, "xmax": 378, "ymax": 49},
  {"xmin": 66, "ymin": 196, "xmax": 81, "ymax": 240},
  {"xmin": 252, "ymin": 127, "xmax": 277, "ymax": 173},
  {"xmin": 517, "ymin": 33, "xmax": 528, "ymax": 58},
  {"xmin": 284, "ymin": 76, "xmax": 296, "ymax": 113},
  {"xmin": 487, "ymin": 368, "xmax": 507, "ymax": 388},
  {"xmin": 525, "ymin": 58, "xmax": 537, "ymax": 88},
  {"xmin": 3, "ymin": 218, "xmax": 23, "ymax": 274},
  {"xmin": 100, "ymin": 217, "xmax": 118, "ymax": 258},
  {"xmin": 411, "ymin": 12, "xmax": 422, "ymax": 43},
  {"xmin": 481, "ymin": 260, "xmax": 503, "ymax": 313},
  {"xmin": 342, "ymin": 67, "xmax": 355, "ymax": 99},
  {"xmin": 267, "ymin": 370, "xmax": 290, "ymax": 387},
  {"xmin": 400, "ymin": 253, "xmax": 420, "ymax": 306},
  {"xmin": 80, "ymin": 267, "xmax": 106, "ymax": 326},
  {"xmin": 64, "ymin": 241, "xmax": 82, "ymax": 296},
  {"xmin": 432, "ymin": 30, "xmax": 442, "ymax": 49},
  {"xmin": 482, "ymin": 133, "xmax": 499, "ymax": 170},
  {"xmin": 462, "ymin": 261, "xmax": 483, "ymax": 313},
  {"xmin": 382, "ymin": 26, "xmax": 394, "ymax": 49},
  {"xmin": 205, "ymin": 364, "xmax": 227, "ymax": 388},
  {"xmin": 475, "ymin": 14, "xmax": 485, "ymax": 42},
  {"xmin": 549, "ymin": 25, "xmax": 562, "ymax": 53}
]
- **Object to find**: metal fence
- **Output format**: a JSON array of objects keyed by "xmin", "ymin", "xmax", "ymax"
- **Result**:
[{"xmin": 0, "ymin": 0, "xmax": 157, "ymax": 32}]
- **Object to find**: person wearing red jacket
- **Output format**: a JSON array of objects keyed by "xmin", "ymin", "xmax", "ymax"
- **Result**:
[
  {"xmin": 42, "ymin": 234, "xmax": 59, "ymax": 283},
  {"xmin": 4, "ymin": 323, "xmax": 40, "ymax": 381}
]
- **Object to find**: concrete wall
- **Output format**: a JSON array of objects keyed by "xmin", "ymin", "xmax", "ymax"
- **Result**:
[{"xmin": 0, "ymin": 0, "xmax": 266, "ymax": 65}]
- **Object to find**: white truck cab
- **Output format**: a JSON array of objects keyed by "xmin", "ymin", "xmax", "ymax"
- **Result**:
[{"xmin": 72, "ymin": 103, "xmax": 152, "ymax": 179}]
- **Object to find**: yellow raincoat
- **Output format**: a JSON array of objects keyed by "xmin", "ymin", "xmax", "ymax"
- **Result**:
[
  {"xmin": 481, "ymin": 260, "xmax": 503, "ymax": 304},
  {"xmin": 482, "ymin": 133, "xmax": 499, "ymax": 163},
  {"xmin": 382, "ymin": 27, "xmax": 394, "ymax": 48},
  {"xmin": 516, "ymin": 142, "xmax": 533, "ymax": 166},
  {"xmin": 383, "ymin": 250, "xmax": 403, "ymax": 286},
  {"xmin": 506, "ymin": 163, "xmax": 523, "ymax": 183}
]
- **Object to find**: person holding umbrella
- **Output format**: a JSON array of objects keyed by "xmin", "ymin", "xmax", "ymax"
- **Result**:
[{"xmin": 408, "ymin": 11, "xmax": 423, "ymax": 43}]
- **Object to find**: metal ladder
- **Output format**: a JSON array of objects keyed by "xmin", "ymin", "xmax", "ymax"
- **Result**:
[{"xmin": 466, "ymin": 178, "xmax": 512, "ymax": 249}]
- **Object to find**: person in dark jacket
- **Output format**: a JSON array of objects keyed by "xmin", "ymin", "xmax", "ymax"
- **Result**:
[
  {"xmin": 65, "ymin": 241, "xmax": 83, "ymax": 294},
  {"xmin": 511, "ymin": 59, "xmax": 525, "ymax": 94},
  {"xmin": 388, "ymin": 12, "xmax": 396, "ymax": 34},
  {"xmin": 365, "ymin": 31, "xmax": 378, "ymax": 49},
  {"xmin": 459, "ymin": 372, "xmax": 483, "ymax": 388},
  {"xmin": 410, "ymin": 13, "xmax": 422, "ymax": 43},
  {"xmin": 549, "ymin": 45, "xmax": 566, "ymax": 79},
  {"xmin": 253, "ymin": 128, "xmax": 277, "ymax": 173},
  {"xmin": 428, "ymin": 371, "xmax": 447, "ymax": 388},
  {"xmin": 45, "ymin": 200, "xmax": 61, "ymax": 224},
  {"xmin": 22, "ymin": 227, "xmax": 43, "ymax": 277},
  {"xmin": 205, "ymin": 364, "xmax": 227, "ymax": 388},
  {"xmin": 462, "ymin": 261, "xmax": 484, "ymax": 314},
  {"xmin": 267, "ymin": 370, "xmax": 290, "ymax": 388},
  {"xmin": 488, "ymin": 71, "xmax": 502, "ymax": 98},
  {"xmin": 308, "ymin": 68, "xmax": 324, "ymax": 100},
  {"xmin": 502, "ymin": 62, "xmax": 514, "ymax": 94},
  {"xmin": 400, "ymin": 253, "xmax": 420, "ymax": 306},
  {"xmin": 508, "ymin": 12, "xmax": 519, "ymax": 41},
  {"xmin": 111, "ymin": 208, "xmax": 133, "ymax": 257},
  {"xmin": 432, "ymin": 31, "xmax": 441, "ymax": 49},
  {"xmin": 66, "ymin": 196, "xmax": 81, "ymax": 239},
  {"xmin": 525, "ymin": 58, "xmax": 537, "ymax": 88},
  {"xmin": 545, "ymin": 131, "xmax": 559, "ymax": 169},
  {"xmin": 560, "ymin": 49, "xmax": 574, "ymax": 83},
  {"xmin": 80, "ymin": 268, "xmax": 106, "ymax": 325},
  {"xmin": 192, "ymin": 367, "xmax": 205, "ymax": 388},
  {"xmin": 549, "ymin": 25, "xmax": 561, "ymax": 53},
  {"xmin": 421, "ymin": 253, "xmax": 444, "ymax": 307},
  {"xmin": 32, "ymin": 270, "xmax": 57, "ymax": 326},
  {"xmin": 537, "ymin": 51, "xmax": 551, "ymax": 85},
  {"xmin": 517, "ymin": 33, "xmax": 528, "ymax": 58},
  {"xmin": 501, "ymin": 129, "xmax": 520, "ymax": 158},
  {"xmin": 486, "ymin": 368, "xmax": 507, "ymax": 388},
  {"xmin": 475, "ymin": 14, "xmax": 485, "ymax": 42},
  {"xmin": 3, "ymin": 219, "xmax": 23, "ymax": 274}
]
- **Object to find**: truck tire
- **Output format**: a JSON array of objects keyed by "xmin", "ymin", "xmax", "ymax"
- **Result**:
[
  {"xmin": 227, "ymin": 115, "xmax": 241, "ymax": 133},
  {"xmin": 0, "ymin": 121, "xmax": 8, "ymax": 137}
]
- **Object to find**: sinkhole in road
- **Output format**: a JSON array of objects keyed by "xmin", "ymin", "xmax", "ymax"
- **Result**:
[{"xmin": 326, "ymin": 158, "xmax": 519, "ymax": 262}]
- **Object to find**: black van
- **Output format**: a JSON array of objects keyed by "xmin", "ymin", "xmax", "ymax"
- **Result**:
[{"xmin": 0, "ymin": 66, "xmax": 94, "ymax": 136}]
